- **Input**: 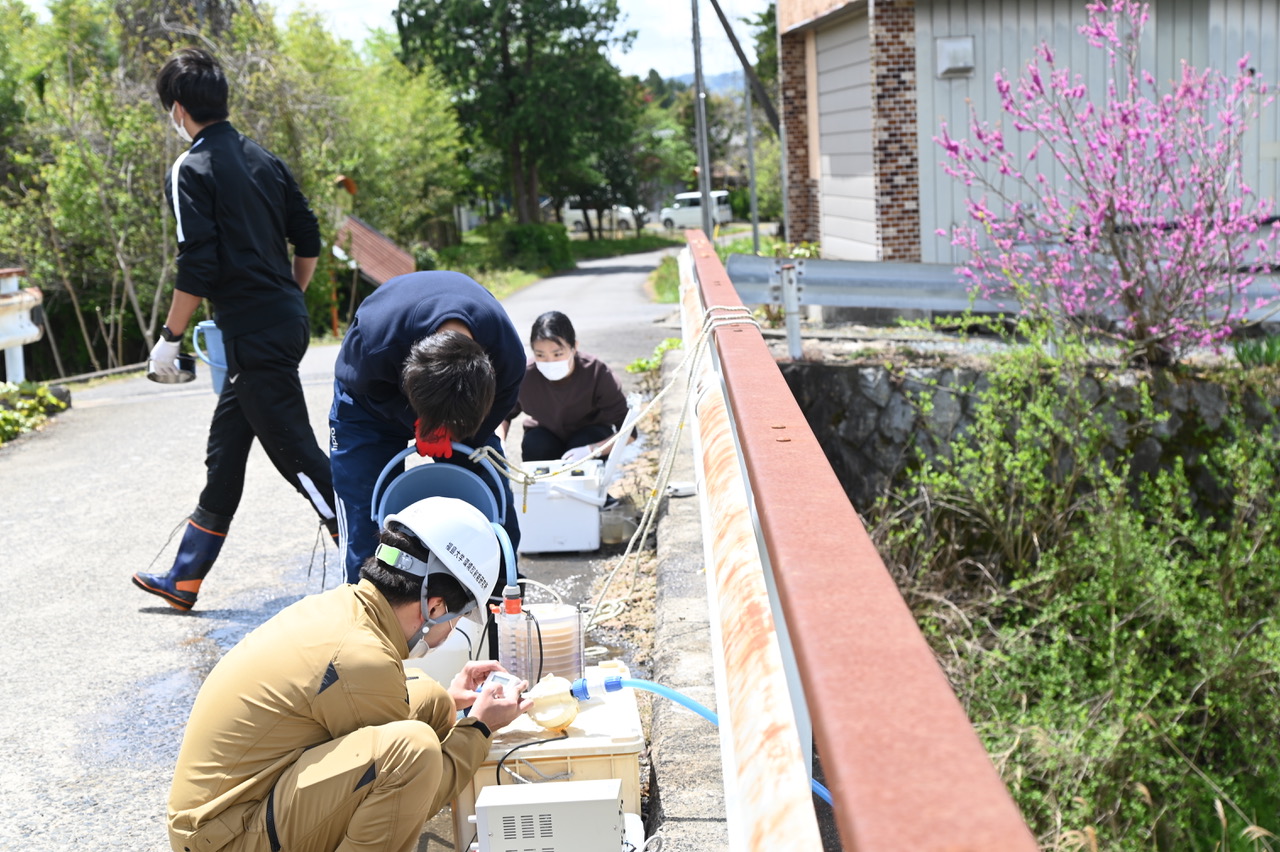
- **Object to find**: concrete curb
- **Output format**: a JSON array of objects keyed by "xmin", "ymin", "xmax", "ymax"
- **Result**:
[{"xmin": 645, "ymin": 349, "xmax": 728, "ymax": 848}]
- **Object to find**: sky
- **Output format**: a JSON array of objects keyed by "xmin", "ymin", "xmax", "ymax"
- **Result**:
[{"xmin": 263, "ymin": 0, "xmax": 772, "ymax": 79}]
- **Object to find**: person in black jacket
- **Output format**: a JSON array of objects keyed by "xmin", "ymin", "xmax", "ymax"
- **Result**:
[{"xmin": 132, "ymin": 48, "xmax": 338, "ymax": 611}]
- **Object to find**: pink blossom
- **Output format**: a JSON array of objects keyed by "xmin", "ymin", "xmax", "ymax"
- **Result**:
[{"xmin": 936, "ymin": 0, "xmax": 1279, "ymax": 363}]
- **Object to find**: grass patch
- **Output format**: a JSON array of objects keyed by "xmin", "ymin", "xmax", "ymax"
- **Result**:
[
  {"xmin": 715, "ymin": 233, "xmax": 817, "ymax": 263},
  {"xmin": 569, "ymin": 234, "xmax": 682, "ymax": 261},
  {"xmin": 473, "ymin": 268, "xmax": 541, "ymax": 301},
  {"xmin": 650, "ymin": 255, "xmax": 680, "ymax": 304},
  {"xmin": 1233, "ymin": 332, "xmax": 1280, "ymax": 368},
  {"xmin": 430, "ymin": 226, "xmax": 677, "ymax": 301}
]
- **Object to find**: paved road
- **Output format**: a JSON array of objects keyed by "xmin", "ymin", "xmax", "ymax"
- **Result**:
[{"xmin": 0, "ymin": 249, "xmax": 677, "ymax": 851}]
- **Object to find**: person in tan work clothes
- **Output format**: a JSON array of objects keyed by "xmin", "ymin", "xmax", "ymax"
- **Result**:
[{"xmin": 166, "ymin": 497, "xmax": 532, "ymax": 852}]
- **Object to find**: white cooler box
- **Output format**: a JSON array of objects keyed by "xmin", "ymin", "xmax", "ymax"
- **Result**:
[
  {"xmin": 515, "ymin": 460, "xmax": 605, "ymax": 553},
  {"xmin": 452, "ymin": 662, "xmax": 644, "ymax": 852}
]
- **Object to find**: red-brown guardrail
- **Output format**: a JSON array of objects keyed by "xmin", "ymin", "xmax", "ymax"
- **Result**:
[{"xmin": 682, "ymin": 231, "xmax": 1037, "ymax": 851}]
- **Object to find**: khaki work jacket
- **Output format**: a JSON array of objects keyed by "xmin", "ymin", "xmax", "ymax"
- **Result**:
[{"xmin": 166, "ymin": 580, "xmax": 489, "ymax": 850}]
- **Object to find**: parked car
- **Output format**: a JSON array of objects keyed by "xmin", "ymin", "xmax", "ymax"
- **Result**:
[
  {"xmin": 560, "ymin": 200, "xmax": 636, "ymax": 232},
  {"xmin": 659, "ymin": 190, "xmax": 731, "ymax": 230}
]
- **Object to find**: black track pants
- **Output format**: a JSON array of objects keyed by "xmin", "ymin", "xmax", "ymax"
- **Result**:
[{"xmin": 198, "ymin": 316, "xmax": 336, "ymax": 526}]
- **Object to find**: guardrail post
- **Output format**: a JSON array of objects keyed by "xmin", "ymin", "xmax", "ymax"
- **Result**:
[{"xmin": 780, "ymin": 261, "xmax": 803, "ymax": 360}]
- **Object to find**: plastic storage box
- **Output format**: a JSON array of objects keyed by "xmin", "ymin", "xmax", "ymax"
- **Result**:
[
  {"xmin": 451, "ymin": 662, "xmax": 644, "ymax": 852},
  {"xmin": 514, "ymin": 460, "xmax": 605, "ymax": 553}
]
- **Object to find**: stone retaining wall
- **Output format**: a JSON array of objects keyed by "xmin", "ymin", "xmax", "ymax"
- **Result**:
[{"xmin": 777, "ymin": 361, "xmax": 1280, "ymax": 512}]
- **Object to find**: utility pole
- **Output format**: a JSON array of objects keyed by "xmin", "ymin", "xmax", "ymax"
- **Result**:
[
  {"xmin": 692, "ymin": 0, "xmax": 714, "ymax": 237},
  {"xmin": 745, "ymin": 71, "xmax": 760, "ymax": 254}
]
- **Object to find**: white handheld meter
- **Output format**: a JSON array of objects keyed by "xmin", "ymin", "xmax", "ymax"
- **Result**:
[{"xmin": 480, "ymin": 671, "xmax": 523, "ymax": 697}]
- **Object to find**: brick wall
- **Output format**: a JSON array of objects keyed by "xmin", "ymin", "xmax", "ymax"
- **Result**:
[
  {"xmin": 870, "ymin": 0, "xmax": 921, "ymax": 261},
  {"xmin": 780, "ymin": 30, "xmax": 820, "ymax": 245}
]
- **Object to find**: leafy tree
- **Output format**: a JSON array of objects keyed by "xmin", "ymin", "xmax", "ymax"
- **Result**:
[
  {"xmin": 750, "ymin": 133, "xmax": 782, "ymax": 221},
  {"xmin": 0, "ymin": 0, "xmax": 172, "ymax": 376},
  {"xmin": 937, "ymin": 0, "xmax": 1280, "ymax": 366},
  {"xmin": 642, "ymin": 69, "xmax": 688, "ymax": 110},
  {"xmin": 631, "ymin": 96, "xmax": 696, "ymax": 218},
  {"xmin": 672, "ymin": 85, "xmax": 737, "ymax": 187},
  {"xmin": 394, "ymin": 0, "xmax": 632, "ymax": 224},
  {"xmin": 271, "ymin": 24, "xmax": 463, "ymax": 248},
  {"xmin": 0, "ymin": 3, "xmax": 33, "ymax": 191},
  {"xmin": 0, "ymin": 0, "xmax": 467, "ymax": 378},
  {"xmin": 541, "ymin": 60, "xmax": 646, "ymax": 239}
]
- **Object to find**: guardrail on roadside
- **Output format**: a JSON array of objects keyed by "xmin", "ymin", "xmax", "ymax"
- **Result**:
[
  {"xmin": 0, "ymin": 268, "xmax": 41, "ymax": 384},
  {"xmin": 680, "ymin": 232, "xmax": 1038, "ymax": 851},
  {"xmin": 726, "ymin": 253, "xmax": 1280, "ymax": 359}
]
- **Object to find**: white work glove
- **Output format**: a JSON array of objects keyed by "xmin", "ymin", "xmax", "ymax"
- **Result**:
[
  {"xmin": 561, "ymin": 445, "xmax": 593, "ymax": 463},
  {"xmin": 149, "ymin": 337, "xmax": 181, "ymax": 378}
]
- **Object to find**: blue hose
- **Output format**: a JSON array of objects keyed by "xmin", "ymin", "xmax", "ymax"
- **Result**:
[
  {"xmin": 491, "ymin": 521, "xmax": 518, "ymax": 588},
  {"xmin": 571, "ymin": 675, "xmax": 833, "ymax": 808},
  {"xmin": 618, "ymin": 678, "xmax": 719, "ymax": 724}
]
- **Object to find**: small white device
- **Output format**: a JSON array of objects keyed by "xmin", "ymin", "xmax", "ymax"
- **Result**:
[
  {"xmin": 468, "ymin": 778, "xmax": 624, "ymax": 852},
  {"xmin": 480, "ymin": 671, "xmax": 523, "ymax": 697}
]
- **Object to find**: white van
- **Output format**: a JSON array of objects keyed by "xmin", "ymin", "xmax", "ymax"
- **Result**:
[
  {"xmin": 560, "ymin": 200, "xmax": 635, "ymax": 232},
  {"xmin": 659, "ymin": 190, "xmax": 731, "ymax": 230}
]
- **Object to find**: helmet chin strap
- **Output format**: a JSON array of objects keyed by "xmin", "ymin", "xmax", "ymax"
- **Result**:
[{"xmin": 375, "ymin": 543, "xmax": 476, "ymax": 628}]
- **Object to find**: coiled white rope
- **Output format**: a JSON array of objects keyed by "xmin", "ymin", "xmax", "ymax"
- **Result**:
[{"xmin": 582, "ymin": 305, "xmax": 760, "ymax": 629}]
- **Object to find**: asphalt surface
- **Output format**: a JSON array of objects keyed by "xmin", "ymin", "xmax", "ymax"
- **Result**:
[{"xmin": 0, "ymin": 249, "xmax": 688, "ymax": 851}]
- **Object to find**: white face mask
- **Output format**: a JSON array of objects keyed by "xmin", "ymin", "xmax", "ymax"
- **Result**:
[
  {"xmin": 406, "ymin": 621, "xmax": 436, "ymax": 659},
  {"xmin": 170, "ymin": 105, "xmax": 192, "ymax": 143},
  {"xmin": 406, "ymin": 632, "xmax": 432, "ymax": 659},
  {"xmin": 536, "ymin": 358, "xmax": 572, "ymax": 381}
]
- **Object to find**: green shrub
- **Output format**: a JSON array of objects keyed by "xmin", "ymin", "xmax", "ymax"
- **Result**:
[
  {"xmin": 414, "ymin": 244, "xmax": 440, "ymax": 271},
  {"xmin": 713, "ymin": 235, "xmax": 818, "ymax": 263},
  {"xmin": 436, "ymin": 225, "xmax": 504, "ymax": 273},
  {"xmin": 0, "ymin": 382, "xmax": 68, "ymax": 444},
  {"xmin": 869, "ymin": 328, "xmax": 1280, "ymax": 849},
  {"xmin": 496, "ymin": 222, "xmax": 573, "ymax": 273}
]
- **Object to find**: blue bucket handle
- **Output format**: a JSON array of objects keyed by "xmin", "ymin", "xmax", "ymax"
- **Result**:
[
  {"xmin": 369, "ymin": 441, "xmax": 507, "ymax": 525},
  {"xmin": 192, "ymin": 323, "xmax": 227, "ymax": 370}
]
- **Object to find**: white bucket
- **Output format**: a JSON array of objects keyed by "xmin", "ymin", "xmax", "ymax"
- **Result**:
[{"xmin": 192, "ymin": 320, "xmax": 227, "ymax": 395}]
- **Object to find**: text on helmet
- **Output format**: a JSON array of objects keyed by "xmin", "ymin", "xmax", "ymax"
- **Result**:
[{"xmin": 446, "ymin": 541, "xmax": 487, "ymax": 587}]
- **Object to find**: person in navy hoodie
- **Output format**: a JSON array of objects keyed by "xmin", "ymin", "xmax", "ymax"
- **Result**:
[{"xmin": 330, "ymin": 271, "xmax": 525, "ymax": 590}]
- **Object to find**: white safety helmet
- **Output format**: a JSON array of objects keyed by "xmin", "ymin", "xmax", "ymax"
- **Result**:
[{"xmin": 379, "ymin": 496, "xmax": 500, "ymax": 627}]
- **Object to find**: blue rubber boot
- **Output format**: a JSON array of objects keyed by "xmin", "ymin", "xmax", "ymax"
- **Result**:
[{"xmin": 132, "ymin": 507, "xmax": 231, "ymax": 611}]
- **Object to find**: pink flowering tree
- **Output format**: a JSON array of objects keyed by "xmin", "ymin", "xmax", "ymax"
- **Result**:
[{"xmin": 936, "ymin": 0, "xmax": 1280, "ymax": 366}]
